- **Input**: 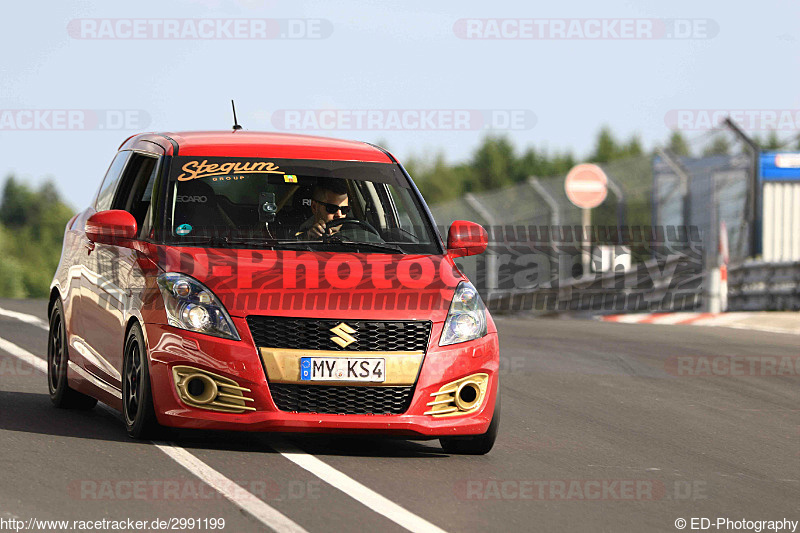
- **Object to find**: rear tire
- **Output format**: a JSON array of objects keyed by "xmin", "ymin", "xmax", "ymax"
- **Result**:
[
  {"xmin": 440, "ymin": 387, "xmax": 500, "ymax": 455},
  {"xmin": 47, "ymin": 299, "xmax": 97, "ymax": 410},
  {"xmin": 122, "ymin": 323, "xmax": 160, "ymax": 439}
]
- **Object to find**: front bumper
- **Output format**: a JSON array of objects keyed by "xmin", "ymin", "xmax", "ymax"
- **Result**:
[{"xmin": 144, "ymin": 318, "xmax": 499, "ymax": 437}]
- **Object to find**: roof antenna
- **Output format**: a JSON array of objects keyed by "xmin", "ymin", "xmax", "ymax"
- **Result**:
[{"xmin": 231, "ymin": 100, "xmax": 242, "ymax": 131}]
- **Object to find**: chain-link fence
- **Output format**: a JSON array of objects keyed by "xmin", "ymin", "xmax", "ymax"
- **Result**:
[
  {"xmin": 653, "ymin": 128, "xmax": 753, "ymax": 267},
  {"xmin": 428, "ymin": 127, "xmax": 758, "ymax": 314}
]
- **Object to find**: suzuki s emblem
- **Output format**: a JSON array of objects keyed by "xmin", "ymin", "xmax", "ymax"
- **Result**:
[{"xmin": 330, "ymin": 323, "xmax": 356, "ymax": 348}]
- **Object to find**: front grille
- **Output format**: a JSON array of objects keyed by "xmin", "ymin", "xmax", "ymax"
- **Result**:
[
  {"xmin": 269, "ymin": 384, "xmax": 414, "ymax": 414},
  {"xmin": 246, "ymin": 317, "xmax": 432, "ymax": 352}
]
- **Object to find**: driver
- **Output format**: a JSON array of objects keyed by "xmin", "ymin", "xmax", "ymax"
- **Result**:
[{"xmin": 296, "ymin": 178, "xmax": 350, "ymax": 239}]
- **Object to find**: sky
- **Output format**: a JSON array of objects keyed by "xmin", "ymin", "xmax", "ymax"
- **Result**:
[{"xmin": 1, "ymin": 0, "xmax": 799, "ymax": 208}]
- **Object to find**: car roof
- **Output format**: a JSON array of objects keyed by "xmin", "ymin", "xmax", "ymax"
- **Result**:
[{"xmin": 119, "ymin": 131, "xmax": 394, "ymax": 163}]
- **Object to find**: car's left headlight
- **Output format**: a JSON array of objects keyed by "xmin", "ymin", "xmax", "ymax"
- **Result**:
[
  {"xmin": 156, "ymin": 272, "xmax": 240, "ymax": 340},
  {"xmin": 439, "ymin": 281, "xmax": 487, "ymax": 346}
]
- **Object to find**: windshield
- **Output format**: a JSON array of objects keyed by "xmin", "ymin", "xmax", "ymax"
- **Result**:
[{"xmin": 163, "ymin": 156, "xmax": 441, "ymax": 254}]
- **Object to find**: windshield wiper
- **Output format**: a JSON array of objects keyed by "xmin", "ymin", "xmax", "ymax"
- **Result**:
[
  {"xmin": 317, "ymin": 237, "xmax": 405, "ymax": 254},
  {"xmin": 174, "ymin": 235, "xmax": 280, "ymax": 248},
  {"xmin": 172, "ymin": 236, "xmax": 403, "ymax": 253}
]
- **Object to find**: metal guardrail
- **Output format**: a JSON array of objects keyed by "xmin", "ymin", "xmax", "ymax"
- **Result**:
[
  {"xmin": 485, "ymin": 254, "xmax": 704, "ymax": 314},
  {"xmin": 727, "ymin": 261, "xmax": 800, "ymax": 311}
]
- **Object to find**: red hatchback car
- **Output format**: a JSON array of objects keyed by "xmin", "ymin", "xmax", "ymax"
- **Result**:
[{"xmin": 48, "ymin": 131, "xmax": 500, "ymax": 454}]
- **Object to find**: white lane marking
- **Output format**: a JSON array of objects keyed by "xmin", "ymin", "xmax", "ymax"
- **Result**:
[
  {"xmin": 154, "ymin": 443, "xmax": 308, "ymax": 533},
  {"xmin": 271, "ymin": 439, "xmax": 448, "ymax": 533},
  {"xmin": 0, "ymin": 310, "xmax": 448, "ymax": 533},
  {"xmin": 0, "ymin": 335, "xmax": 308, "ymax": 533},
  {"xmin": 0, "ymin": 307, "xmax": 48, "ymax": 331},
  {"xmin": 0, "ymin": 336, "xmax": 47, "ymax": 372}
]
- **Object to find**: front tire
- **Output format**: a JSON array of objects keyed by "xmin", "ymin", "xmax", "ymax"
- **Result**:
[
  {"xmin": 47, "ymin": 299, "xmax": 97, "ymax": 410},
  {"xmin": 122, "ymin": 323, "xmax": 160, "ymax": 439},
  {"xmin": 440, "ymin": 387, "xmax": 500, "ymax": 455}
]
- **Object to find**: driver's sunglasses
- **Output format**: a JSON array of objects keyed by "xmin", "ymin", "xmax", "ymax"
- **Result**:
[{"xmin": 315, "ymin": 200, "xmax": 351, "ymax": 215}]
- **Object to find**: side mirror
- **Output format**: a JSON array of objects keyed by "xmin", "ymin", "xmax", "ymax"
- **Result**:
[
  {"xmin": 447, "ymin": 220, "xmax": 488, "ymax": 257},
  {"xmin": 85, "ymin": 210, "xmax": 138, "ymax": 246}
]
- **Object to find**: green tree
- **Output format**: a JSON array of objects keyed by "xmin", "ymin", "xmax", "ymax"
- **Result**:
[
  {"xmin": 549, "ymin": 151, "xmax": 576, "ymax": 176},
  {"xmin": 0, "ymin": 176, "xmax": 36, "ymax": 227},
  {"xmin": 761, "ymin": 131, "xmax": 782, "ymax": 150},
  {"xmin": 0, "ymin": 176, "xmax": 75, "ymax": 298},
  {"xmin": 703, "ymin": 136, "xmax": 731, "ymax": 156},
  {"xmin": 591, "ymin": 126, "xmax": 618, "ymax": 163},
  {"xmin": 516, "ymin": 146, "xmax": 547, "ymax": 179},
  {"xmin": 470, "ymin": 136, "xmax": 517, "ymax": 191},
  {"xmin": 589, "ymin": 127, "xmax": 644, "ymax": 162},
  {"xmin": 621, "ymin": 135, "xmax": 643, "ymax": 158},
  {"xmin": 667, "ymin": 131, "xmax": 691, "ymax": 157},
  {"xmin": 0, "ymin": 225, "xmax": 26, "ymax": 298}
]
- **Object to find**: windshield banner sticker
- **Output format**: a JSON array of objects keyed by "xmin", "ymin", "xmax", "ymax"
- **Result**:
[{"xmin": 177, "ymin": 159, "xmax": 284, "ymax": 181}]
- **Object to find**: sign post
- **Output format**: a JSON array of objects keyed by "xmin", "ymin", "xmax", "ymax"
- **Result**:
[
  {"xmin": 565, "ymin": 163, "xmax": 609, "ymax": 276},
  {"xmin": 719, "ymin": 220, "xmax": 729, "ymax": 312}
]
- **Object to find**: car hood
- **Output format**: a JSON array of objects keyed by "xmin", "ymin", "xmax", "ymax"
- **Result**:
[{"xmin": 148, "ymin": 246, "xmax": 465, "ymax": 321}]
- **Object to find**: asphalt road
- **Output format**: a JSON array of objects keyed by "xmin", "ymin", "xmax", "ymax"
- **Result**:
[{"xmin": 1, "ymin": 298, "xmax": 798, "ymax": 532}]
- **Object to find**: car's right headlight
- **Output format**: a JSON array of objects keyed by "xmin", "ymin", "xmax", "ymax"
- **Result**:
[
  {"xmin": 439, "ymin": 281, "xmax": 488, "ymax": 346},
  {"xmin": 156, "ymin": 273, "xmax": 240, "ymax": 340}
]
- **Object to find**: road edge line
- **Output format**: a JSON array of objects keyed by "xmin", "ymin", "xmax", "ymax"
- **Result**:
[
  {"xmin": 0, "ymin": 336, "xmax": 47, "ymax": 372},
  {"xmin": 154, "ymin": 442, "xmax": 309, "ymax": 533},
  {"xmin": 0, "ymin": 307, "xmax": 48, "ymax": 331},
  {"xmin": 0, "ymin": 334, "xmax": 308, "ymax": 533},
  {"xmin": 271, "ymin": 438, "xmax": 449, "ymax": 533}
]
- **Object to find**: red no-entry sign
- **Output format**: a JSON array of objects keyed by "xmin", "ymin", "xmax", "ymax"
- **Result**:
[{"xmin": 565, "ymin": 163, "xmax": 608, "ymax": 209}]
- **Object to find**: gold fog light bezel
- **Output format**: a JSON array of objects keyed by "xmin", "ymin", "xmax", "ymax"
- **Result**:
[
  {"xmin": 454, "ymin": 380, "xmax": 482, "ymax": 411},
  {"xmin": 182, "ymin": 373, "xmax": 218, "ymax": 405},
  {"xmin": 172, "ymin": 365, "xmax": 256, "ymax": 414},
  {"xmin": 425, "ymin": 373, "xmax": 489, "ymax": 417}
]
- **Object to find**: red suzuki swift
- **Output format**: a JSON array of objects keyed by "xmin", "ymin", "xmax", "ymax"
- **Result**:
[{"xmin": 48, "ymin": 131, "xmax": 500, "ymax": 454}]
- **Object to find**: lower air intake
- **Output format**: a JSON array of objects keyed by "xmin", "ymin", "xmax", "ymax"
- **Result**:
[{"xmin": 269, "ymin": 384, "xmax": 414, "ymax": 415}]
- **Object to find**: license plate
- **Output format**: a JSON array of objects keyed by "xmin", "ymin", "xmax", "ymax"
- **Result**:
[{"xmin": 300, "ymin": 357, "xmax": 385, "ymax": 382}]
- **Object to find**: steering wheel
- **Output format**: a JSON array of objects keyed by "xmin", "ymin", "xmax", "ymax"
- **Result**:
[{"xmin": 325, "ymin": 218, "xmax": 381, "ymax": 238}]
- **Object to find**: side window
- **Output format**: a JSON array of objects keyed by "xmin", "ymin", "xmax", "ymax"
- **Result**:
[
  {"xmin": 111, "ymin": 153, "xmax": 160, "ymax": 237},
  {"xmin": 94, "ymin": 151, "xmax": 130, "ymax": 211},
  {"xmin": 385, "ymin": 184, "xmax": 427, "ymax": 242}
]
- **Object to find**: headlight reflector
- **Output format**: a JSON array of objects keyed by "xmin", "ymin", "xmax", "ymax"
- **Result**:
[
  {"xmin": 157, "ymin": 273, "xmax": 239, "ymax": 340},
  {"xmin": 173, "ymin": 279, "xmax": 191, "ymax": 298},
  {"xmin": 439, "ymin": 281, "xmax": 487, "ymax": 346}
]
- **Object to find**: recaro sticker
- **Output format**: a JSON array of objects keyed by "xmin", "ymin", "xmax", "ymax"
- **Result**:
[{"xmin": 176, "ymin": 195, "xmax": 207, "ymax": 203}]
